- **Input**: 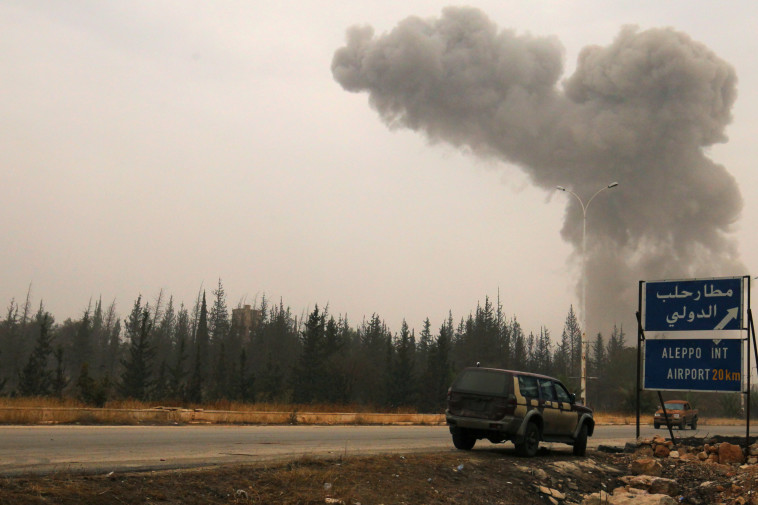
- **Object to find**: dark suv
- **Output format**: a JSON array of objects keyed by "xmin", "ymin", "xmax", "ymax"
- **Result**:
[{"xmin": 445, "ymin": 367, "xmax": 594, "ymax": 457}]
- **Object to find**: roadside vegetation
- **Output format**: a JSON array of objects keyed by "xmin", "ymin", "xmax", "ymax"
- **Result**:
[
  {"xmin": 2, "ymin": 280, "xmax": 756, "ymax": 419},
  {"xmin": 0, "ymin": 395, "xmax": 747, "ymax": 426}
]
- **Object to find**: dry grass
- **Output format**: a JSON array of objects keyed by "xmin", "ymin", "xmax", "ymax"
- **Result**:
[
  {"xmin": 0, "ymin": 397, "xmax": 444, "ymax": 426},
  {"xmin": 592, "ymin": 411, "xmax": 745, "ymax": 426},
  {"xmin": 592, "ymin": 412, "xmax": 640, "ymax": 425},
  {"xmin": 0, "ymin": 397, "xmax": 87, "ymax": 409},
  {"xmin": 0, "ymin": 397, "xmax": 419, "ymax": 414},
  {"xmin": 0, "ymin": 398, "xmax": 746, "ymax": 426}
]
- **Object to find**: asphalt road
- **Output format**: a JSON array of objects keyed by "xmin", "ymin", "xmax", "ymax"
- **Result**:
[{"xmin": 1, "ymin": 423, "xmax": 755, "ymax": 475}]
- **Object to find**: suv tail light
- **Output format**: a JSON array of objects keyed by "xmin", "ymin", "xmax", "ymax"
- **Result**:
[{"xmin": 447, "ymin": 390, "xmax": 460, "ymax": 406}]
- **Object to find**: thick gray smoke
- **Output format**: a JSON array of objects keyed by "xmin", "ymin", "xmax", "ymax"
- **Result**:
[{"xmin": 332, "ymin": 7, "xmax": 744, "ymax": 336}]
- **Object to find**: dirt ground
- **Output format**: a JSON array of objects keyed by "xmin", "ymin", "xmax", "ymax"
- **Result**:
[{"xmin": 1, "ymin": 437, "xmax": 755, "ymax": 505}]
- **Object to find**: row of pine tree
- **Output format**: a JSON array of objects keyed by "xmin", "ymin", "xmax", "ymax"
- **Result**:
[
  {"xmin": 0, "ymin": 280, "xmax": 646, "ymax": 413},
  {"xmin": 7, "ymin": 280, "xmax": 754, "ymax": 416}
]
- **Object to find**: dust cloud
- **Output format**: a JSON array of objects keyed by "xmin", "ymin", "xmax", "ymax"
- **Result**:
[{"xmin": 332, "ymin": 7, "xmax": 744, "ymax": 336}]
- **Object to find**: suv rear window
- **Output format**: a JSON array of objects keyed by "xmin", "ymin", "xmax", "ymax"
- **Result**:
[{"xmin": 454, "ymin": 369, "xmax": 513, "ymax": 396}]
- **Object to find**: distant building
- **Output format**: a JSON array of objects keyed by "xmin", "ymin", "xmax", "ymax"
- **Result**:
[{"xmin": 232, "ymin": 304, "xmax": 262, "ymax": 341}]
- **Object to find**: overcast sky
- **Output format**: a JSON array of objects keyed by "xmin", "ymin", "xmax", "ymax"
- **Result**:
[{"xmin": 3, "ymin": 1, "xmax": 757, "ymax": 342}]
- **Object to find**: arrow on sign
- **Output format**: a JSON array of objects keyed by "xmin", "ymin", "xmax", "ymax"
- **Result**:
[{"xmin": 714, "ymin": 307, "xmax": 739, "ymax": 330}]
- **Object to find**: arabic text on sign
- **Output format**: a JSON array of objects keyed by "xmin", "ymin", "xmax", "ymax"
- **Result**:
[{"xmin": 655, "ymin": 284, "xmax": 734, "ymax": 301}]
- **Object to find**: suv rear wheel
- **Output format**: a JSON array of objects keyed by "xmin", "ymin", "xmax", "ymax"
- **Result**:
[
  {"xmin": 572, "ymin": 424, "xmax": 588, "ymax": 456},
  {"xmin": 515, "ymin": 422, "xmax": 540, "ymax": 457},
  {"xmin": 451, "ymin": 429, "xmax": 476, "ymax": 450}
]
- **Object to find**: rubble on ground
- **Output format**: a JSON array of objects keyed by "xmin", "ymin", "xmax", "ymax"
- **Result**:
[{"xmin": 580, "ymin": 435, "xmax": 758, "ymax": 505}]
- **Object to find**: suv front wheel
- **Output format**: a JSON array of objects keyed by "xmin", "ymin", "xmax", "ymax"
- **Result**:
[
  {"xmin": 515, "ymin": 422, "xmax": 540, "ymax": 457},
  {"xmin": 572, "ymin": 424, "xmax": 588, "ymax": 456}
]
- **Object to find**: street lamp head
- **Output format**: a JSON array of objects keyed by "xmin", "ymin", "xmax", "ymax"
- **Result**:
[
  {"xmin": 556, "ymin": 186, "xmax": 566, "ymax": 191},
  {"xmin": 608, "ymin": 182, "xmax": 619, "ymax": 188}
]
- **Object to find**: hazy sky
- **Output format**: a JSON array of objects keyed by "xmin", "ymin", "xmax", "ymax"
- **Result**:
[{"xmin": 3, "ymin": 1, "xmax": 757, "ymax": 342}]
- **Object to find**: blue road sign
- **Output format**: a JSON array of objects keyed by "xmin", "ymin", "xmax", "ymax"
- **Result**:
[
  {"xmin": 643, "ymin": 278, "xmax": 743, "ymax": 332},
  {"xmin": 643, "ymin": 338, "xmax": 742, "ymax": 392}
]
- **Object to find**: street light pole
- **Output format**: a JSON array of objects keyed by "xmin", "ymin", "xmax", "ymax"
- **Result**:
[{"xmin": 556, "ymin": 182, "xmax": 619, "ymax": 405}]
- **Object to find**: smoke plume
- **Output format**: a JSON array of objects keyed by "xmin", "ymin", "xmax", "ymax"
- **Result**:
[{"xmin": 332, "ymin": 7, "xmax": 744, "ymax": 336}]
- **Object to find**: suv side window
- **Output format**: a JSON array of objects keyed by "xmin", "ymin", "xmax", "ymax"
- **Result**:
[
  {"xmin": 539, "ymin": 378, "xmax": 556, "ymax": 401},
  {"xmin": 518, "ymin": 375, "xmax": 539, "ymax": 399},
  {"xmin": 554, "ymin": 381, "xmax": 572, "ymax": 403}
]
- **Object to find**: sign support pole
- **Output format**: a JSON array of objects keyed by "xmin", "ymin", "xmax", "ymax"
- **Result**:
[
  {"xmin": 748, "ymin": 309, "xmax": 755, "ymax": 451},
  {"xmin": 657, "ymin": 391, "xmax": 677, "ymax": 446},
  {"xmin": 635, "ymin": 304, "xmax": 644, "ymax": 440}
]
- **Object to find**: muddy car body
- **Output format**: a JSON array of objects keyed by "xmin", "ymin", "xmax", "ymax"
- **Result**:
[{"xmin": 445, "ymin": 366, "xmax": 594, "ymax": 457}]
